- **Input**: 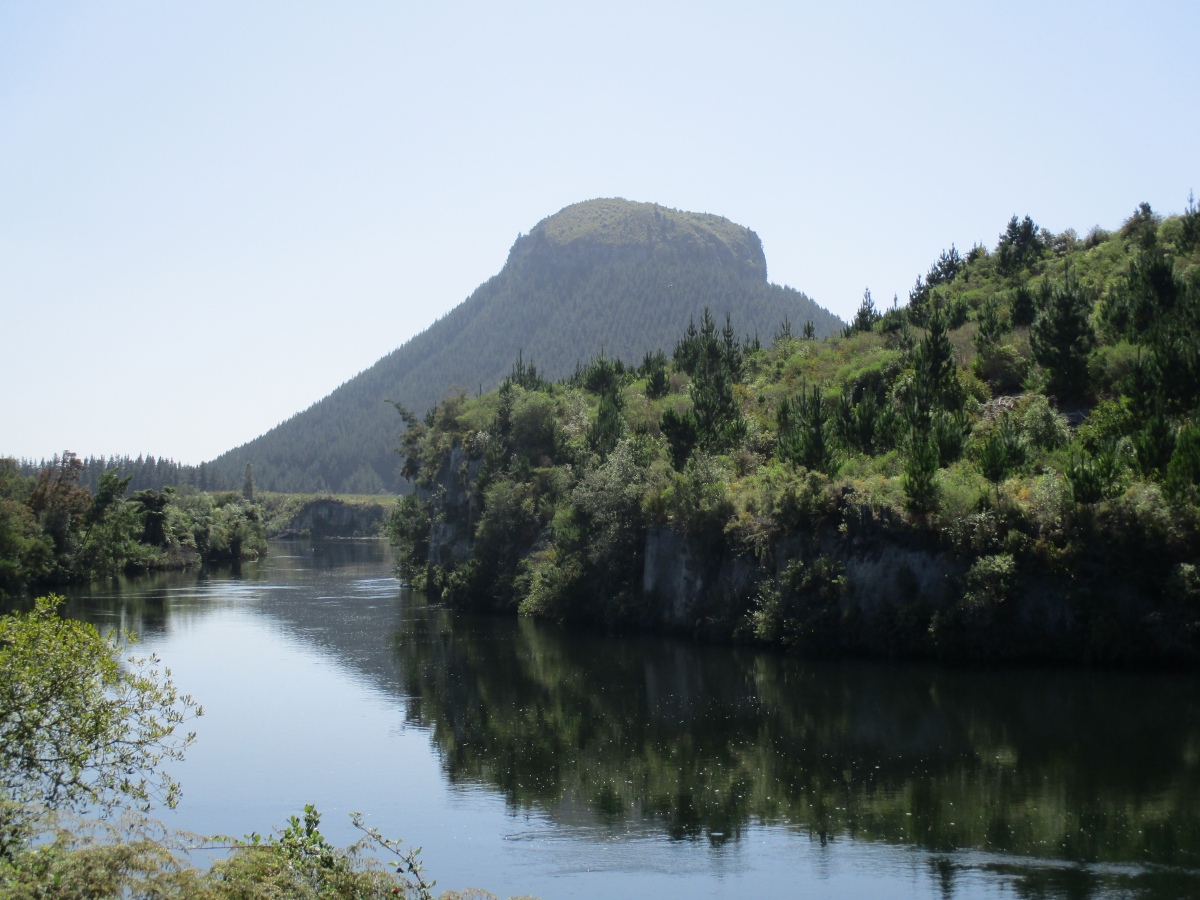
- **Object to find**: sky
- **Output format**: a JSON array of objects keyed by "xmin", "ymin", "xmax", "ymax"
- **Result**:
[{"xmin": 2, "ymin": 1, "xmax": 1197, "ymax": 464}]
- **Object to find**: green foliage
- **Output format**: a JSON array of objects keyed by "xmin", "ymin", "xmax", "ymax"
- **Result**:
[
  {"xmin": 0, "ymin": 455, "xmax": 266, "ymax": 593},
  {"xmin": 1167, "ymin": 423, "xmax": 1200, "ymax": 498},
  {"xmin": 977, "ymin": 415, "xmax": 1026, "ymax": 494},
  {"xmin": 833, "ymin": 388, "xmax": 887, "ymax": 454},
  {"xmin": 386, "ymin": 495, "xmax": 433, "ymax": 588},
  {"xmin": 928, "ymin": 553, "xmax": 1018, "ymax": 659},
  {"xmin": 749, "ymin": 556, "xmax": 847, "ymax": 651},
  {"xmin": 0, "ymin": 804, "xmax": 485, "ymax": 899},
  {"xmin": 0, "ymin": 598, "xmax": 200, "ymax": 816},
  {"xmin": 1010, "ymin": 284, "xmax": 1036, "ymax": 326},
  {"xmin": 972, "ymin": 295, "xmax": 1006, "ymax": 352},
  {"xmin": 1066, "ymin": 443, "xmax": 1126, "ymax": 505},
  {"xmin": 1180, "ymin": 190, "xmax": 1200, "ymax": 252},
  {"xmin": 997, "ymin": 215, "xmax": 1046, "ymax": 276},
  {"xmin": 777, "ymin": 385, "xmax": 832, "ymax": 473},
  {"xmin": 586, "ymin": 390, "xmax": 626, "ymax": 460},
  {"xmin": 660, "ymin": 407, "xmax": 699, "ymax": 471},
  {"xmin": 972, "ymin": 342, "xmax": 1027, "ymax": 393},
  {"xmin": 1020, "ymin": 395, "xmax": 1070, "ymax": 450},
  {"xmin": 205, "ymin": 199, "xmax": 840, "ymax": 493},
  {"xmin": 1134, "ymin": 409, "xmax": 1176, "ymax": 478},
  {"xmin": 902, "ymin": 431, "xmax": 940, "ymax": 514},
  {"xmin": 912, "ymin": 305, "xmax": 959, "ymax": 408},
  {"xmin": 386, "ymin": 203, "xmax": 1200, "ymax": 665},
  {"xmin": 641, "ymin": 349, "xmax": 669, "ymax": 400},
  {"xmin": 846, "ymin": 288, "xmax": 881, "ymax": 336},
  {"xmin": 674, "ymin": 310, "xmax": 746, "ymax": 453},
  {"xmin": 1030, "ymin": 269, "xmax": 1096, "ymax": 398}
]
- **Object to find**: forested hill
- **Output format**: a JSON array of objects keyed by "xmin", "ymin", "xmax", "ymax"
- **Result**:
[{"xmin": 207, "ymin": 198, "xmax": 841, "ymax": 493}]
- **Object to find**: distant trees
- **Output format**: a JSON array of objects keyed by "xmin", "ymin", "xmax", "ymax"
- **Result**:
[{"xmin": 0, "ymin": 453, "xmax": 266, "ymax": 595}]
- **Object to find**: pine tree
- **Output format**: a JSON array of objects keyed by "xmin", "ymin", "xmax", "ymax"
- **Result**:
[
  {"xmin": 1010, "ymin": 285, "xmax": 1036, "ymax": 326},
  {"xmin": 1030, "ymin": 268, "xmax": 1096, "ymax": 398},
  {"xmin": 241, "ymin": 463, "xmax": 255, "ymax": 503},
  {"xmin": 972, "ymin": 295, "xmax": 1010, "ymax": 352},
  {"xmin": 660, "ymin": 407, "xmax": 698, "ymax": 470},
  {"xmin": 778, "ymin": 384, "xmax": 832, "ymax": 472},
  {"xmin": 847, "ymin": 288, "xmax": 881, "ymax": 336},
  {"xmin": 902, "ymin": 430, "xmax": 940, "ymax": 515},
  {"xmin": 587, "ymin": 391, "xmax": 625, "ymax": 460},
  {"xmin": 913, "ymin": 305, "xmax": 958, "ymax": 407},
  {"xmin": 997, "ymin": 215, "xmax": 1045, "ymax": 276}
]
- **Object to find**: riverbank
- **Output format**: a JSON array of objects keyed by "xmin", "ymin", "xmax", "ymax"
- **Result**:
[{"xmin": 387, "ymin": 207, "xmax": 1200, "ymax": 666}]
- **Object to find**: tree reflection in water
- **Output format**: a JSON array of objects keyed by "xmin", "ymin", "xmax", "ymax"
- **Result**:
[{"xmin": 394, "ymin": 598, "xmax": 1200, "ymax": 895}]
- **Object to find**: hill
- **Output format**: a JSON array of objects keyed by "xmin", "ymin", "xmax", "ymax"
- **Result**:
[
  {"xmin": 388, "ymin": 200, "xmax": 1200, "ymax": 666},
  {"xmin": 207, "ymin": 199, "xmax": 841, "ymax": 493}
]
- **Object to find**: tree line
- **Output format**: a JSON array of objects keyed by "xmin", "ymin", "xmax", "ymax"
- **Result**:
[{"xmin": 387, "ymin": 197, "xmax": 1200, "ymax": 665}]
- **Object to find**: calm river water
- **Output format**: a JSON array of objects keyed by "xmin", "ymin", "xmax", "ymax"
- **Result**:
[{"xmin": 55, "ymin": 540, "xmax": 1200, "ymax": 899}]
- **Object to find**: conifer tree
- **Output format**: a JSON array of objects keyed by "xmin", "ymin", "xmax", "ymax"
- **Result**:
[
  {"xmin": 997, "ymin": 215, "xmax": 1045, "ymax": 275},
  {"xmin": 847, "ymin": 289, "xmax": 881, "ymax": 336},
  {"xmin": 242, "ymin": 463, "xmax": 255, "ymax": 503},
  {"xmin": 660, "ymin": 408, "xmax": 698, "ymax": 470},
  {"xmin": 778, "ymin": 385, "xmax": 832, "ymax": 472},
  {"xmin": 913, "ymin": 305, "xmax": 958, "ymax": 408},
  {"xmin": 902, "ymin": 430, "xmax": 939, "ymax": 514},
  {"xmin": 1030, "ymin": 268, "xmax": 1096, "ymax": 398}
]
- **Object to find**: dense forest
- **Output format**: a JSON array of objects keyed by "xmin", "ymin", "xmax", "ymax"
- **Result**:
[
  {"xmin": 205, "ymin": 199, "xmax": 841, "ymax": 494},
  {"xmin": 390, "ymin": 198, "xmax": 1200, "ymax": 665},
  {"xmin": 0, "ymin": 453, "xmax": 266, "ymax": 598},
  {"xmin": 14, "ymin": 454, "xmax": 235, "ymax": 494}
]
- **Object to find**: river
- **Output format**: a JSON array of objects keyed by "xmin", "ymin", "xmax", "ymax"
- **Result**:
[{"xmin": 54, "ymin": 539, "xmax": 1200, "ymax": 899}]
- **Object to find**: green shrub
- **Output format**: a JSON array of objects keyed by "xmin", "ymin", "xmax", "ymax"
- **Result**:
[
  {"xmin": 1020, "ymin": 395, "xmax": 1071, "ymax": 450},
  {"xmin": 749, "ymin": 556, "xmax": 847, "ymax": 652}
]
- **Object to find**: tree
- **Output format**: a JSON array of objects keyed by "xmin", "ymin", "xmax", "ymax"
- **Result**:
[
  {"xmin": 1030, "ymin": 268, "xmax": 1096, "ymax": 398},
  {"xmin": 1010, "ymin": 284, "xmax": 1036, "ymax": 327},
  {"xmin": 997, "ymin": 215, "xmax": 1045, "ymax": 276},
  {"xmin": 587, "ymin": 390, "xmax": 626, "ymax": 460},
  {"xmin": 972, "ymin": 295, "xmax": 1010, "ymax": 353},
  {"xmin": 913, "ymin": 304, "xmax": 958, "ymax": 408},
  {"xmin": 1181, "ymin": 190, "xmax": 1200, "ymax": 252},
  {"xmin": 242, "ymin": 463, "xmax": 255, "ymax": 503},
  {"xmin": 660, "ymin": 408, "xmax": 698, "ymax": 471},
  {"xmin": 902, "ymin": 431, "xmax": 940, "ymax": 515},
  {"xmin": 778, "ymin": 385, "xmax": 832, "ymax": 473},
  {"xmin": 641, "ymin": 349, "xmax": 669, "ymax": 400},
  {"xmin": 0, "ymin": 597, "xmax": 201, "ymax": 815},
  {"xmin": 846, "ymin": 288, "xmax": 881, "ymax": 336}
]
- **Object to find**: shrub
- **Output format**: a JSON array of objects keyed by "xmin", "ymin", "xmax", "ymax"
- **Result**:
[
  {"xmin": 749, "ymin": 556, "xmax": 847, "ymax": 652},
  {"xmin": 1020, "ymin": 395, "xmax": 1070, "ymax": 450}
]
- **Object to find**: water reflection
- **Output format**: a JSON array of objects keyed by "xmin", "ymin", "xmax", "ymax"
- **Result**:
[
  {"xmin": 394, "ymin": 599, "xmax": 1200, "ymax": 886},
  {"xmin": 20, "ymin": 541, "xmax": 1200, "ymax": 898}
]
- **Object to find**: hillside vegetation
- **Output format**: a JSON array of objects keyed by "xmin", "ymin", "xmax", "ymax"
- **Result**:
[
  {"xmin": 206, "ymin": 199, "xmax": 840, "ymax": 494},
  {"xmin": 0, "ymin": 454, "xmax": 267, "ymax": 597},
  {"xmin": 390, "ymin": 198, "xmax": 1200, "ymax": 665}
]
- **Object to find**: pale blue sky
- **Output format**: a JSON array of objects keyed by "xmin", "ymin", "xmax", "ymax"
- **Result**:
[{"xmin": 2, "ymin": 2, "xmax": 1197, "ymax": 463}]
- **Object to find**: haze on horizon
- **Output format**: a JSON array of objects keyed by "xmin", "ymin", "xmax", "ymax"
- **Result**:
[{"xmin": 2, "ymin": 1, "xmax": 1197, "ymax": 464}]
